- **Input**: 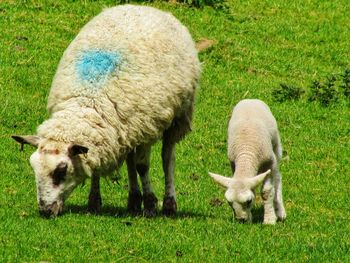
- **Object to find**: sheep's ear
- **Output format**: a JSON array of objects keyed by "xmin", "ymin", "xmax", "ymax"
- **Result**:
[
  {"xmin": 208, "ymin": 172, "xmax": 233, "ymax": 188},
  {"xmin": 247, "ymin": 169, "xmax": 271, "ymax": 188},
  {"xmin": 68, "ymin": 144, "xmax": 89, "ymax": 157},
  {"xmin": 12, "ymin": 135, "xmax": 41, "ymax": 151}
]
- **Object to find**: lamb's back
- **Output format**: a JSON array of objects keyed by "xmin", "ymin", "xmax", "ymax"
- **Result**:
[{"xmin": 227, "ymin": 99, "xmax": 278, "ymax": 163}]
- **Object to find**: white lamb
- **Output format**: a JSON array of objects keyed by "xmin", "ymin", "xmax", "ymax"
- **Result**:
[
  {"xmin": 12, "ymin": 5, "xmax": 200, "ymax": 217},
  {"xmin": 209, "ymin": 99, "xmax": 286, "ymax": 224}
]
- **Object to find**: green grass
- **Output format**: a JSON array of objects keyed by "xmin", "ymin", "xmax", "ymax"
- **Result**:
[{"xmin": 1, "ymin": 0, "xmax": 349, "ymax": 262}]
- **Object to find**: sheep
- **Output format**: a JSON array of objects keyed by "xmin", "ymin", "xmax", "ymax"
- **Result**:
[
  {"xmin": 209, "ymin": 99, "xmax": 286, "ymax": 224},
  {"xmin": 12, "ymin": 4, "xmax": 200, "ymax": 217}
]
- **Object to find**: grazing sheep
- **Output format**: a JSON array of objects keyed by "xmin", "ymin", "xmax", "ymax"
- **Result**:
[
  {"xmin": 209, "ymin": 99, "xmax": 286, "ymax": 224},
  {"xmin": 12, "ymin": 5, "xmax": 200, "ymax": 217}
]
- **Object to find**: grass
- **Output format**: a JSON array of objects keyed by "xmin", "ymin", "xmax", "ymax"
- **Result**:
[{"xmin": 0, "ymin": 0, "xmax": 349, "ymax": 262}]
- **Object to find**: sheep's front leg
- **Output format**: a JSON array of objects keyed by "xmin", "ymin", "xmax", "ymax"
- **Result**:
[
  {"xmin": 136, "ymin": 144, "xmax": 158, "ymax": 217},
  {"xmin": 261, "ymin": 176, "xmax": 277, "ymax": 225},
  {"xmin": 162, "ymin": 137, "xmax": 177, "ymax": 216},
  {"xmin": 126, "ymin": 151, "xmax": 142, "ymax": 214},
  {"xmin": 88, "ymin": 174, "xmax": 102, "ymax": 214},
  {"xmin": 274, "ymin": 169, "xmax": 286, "ymax": 221}
]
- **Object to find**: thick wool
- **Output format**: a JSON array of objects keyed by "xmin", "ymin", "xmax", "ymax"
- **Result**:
[
  {"xmin": 227, "ymin": 99, "xmax": 282, "ymax": 176},
  {"xmin": 38, "ymin": 5, "xmax": 200, "ymax": 175}
]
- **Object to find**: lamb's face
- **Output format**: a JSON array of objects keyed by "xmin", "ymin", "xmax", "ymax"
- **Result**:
[
  {"xmin": 29, "ymin": 140, "xmax": 88, "ymax": 217},
  {"xmin": 209, "ymin": 169, "xmax": 271, "ymax": 224},
  {"xmin": 224, "ymin": 184, "xmax": 255, "ymax": 223}
]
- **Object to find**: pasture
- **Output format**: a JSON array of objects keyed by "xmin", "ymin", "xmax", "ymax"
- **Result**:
[{"xmin": 0, "ymin": 0, "xmax": 349, "ymax": 262}]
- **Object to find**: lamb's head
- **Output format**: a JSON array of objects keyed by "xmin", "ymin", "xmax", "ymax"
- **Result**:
[
  {"xmin": 209, "ymin": 170, "xmax": 271, "ymax": 223},
  {"xmin": 12, "ymin": 135, "xmax": 89, "ymax": 217}
]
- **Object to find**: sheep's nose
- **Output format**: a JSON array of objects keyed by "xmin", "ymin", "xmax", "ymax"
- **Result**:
[
  {"xmin": 39, "ymin": 209, "xmax": 53, "ymax": 218},
  {"xmin": 39, "ymin": 199, "xmax": 45, "ymax": 207},
  {"xmin": 236, "ymin": 217, "xmax": 248, "ymax": 224},
  {"xmin": 38, "ymin": 201, "xmax": 62, "ymax": 218}
]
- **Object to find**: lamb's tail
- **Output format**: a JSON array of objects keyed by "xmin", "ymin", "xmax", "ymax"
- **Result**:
[{"xmin": 195, "ymin": 38, "xmax": 217, "ymax": 52}]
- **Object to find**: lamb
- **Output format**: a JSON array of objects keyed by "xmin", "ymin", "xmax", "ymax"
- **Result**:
[
  {"xmin": 209, "ymin": 99, "xmax": 286, "ymax": 224},
  {"xmin": 12, "ymin": 5, "xmax": 200, "ymax": 217}
]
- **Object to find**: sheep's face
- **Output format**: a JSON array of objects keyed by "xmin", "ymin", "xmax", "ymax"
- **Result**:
[
  {"xmin": 224, "ymin": 184, "xmax": 255, "ymax": 223},
  {"xmin": 12, "ymin": 136, "xmax": 88, "ymax": 217},
  {"xmin": 30, "ymin": 140, "xmax": 88, "ymax": 217},
  {"xmin": 209, "ymin": 169, "xmax": 271, "ymax": 224}
]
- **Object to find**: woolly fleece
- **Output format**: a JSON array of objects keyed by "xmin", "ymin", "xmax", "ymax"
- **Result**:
[
  {"xmin": 38, "ymin": 5, "xmax": 200, "ymax": 176},
  {"xmin": 228, "ymin": 99, "xmax": 282, "ymax": 177}
]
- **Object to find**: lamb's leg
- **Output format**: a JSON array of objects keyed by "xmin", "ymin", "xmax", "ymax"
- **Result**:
[
  {"xmin": 272, "ymin": 132, "xmax": 283, "ymax": 161},
  {"xmin": 261, "ymin": 175, "xmax": 277, "ymax": 225},
  {"xmin": 126, "ymin": 150, "xmax": 142, "ymax": 214},
  {"xmin": 88, "ymin": 174, "xmax": 102, "ymax": 214},
  {"xmin": 162, "ymin": 134, "xmax": 177, "ymax": 216},
  {"xmin": 274, "ymin": 168, "xmax": 286, "ymax": 221},
  {"xmin": 272, "ymin": 141, "xmax": 286, "ymax": 221},
  {"xmin": 135, "ymin": 144, "xmax": 158, "ymax": 217}
]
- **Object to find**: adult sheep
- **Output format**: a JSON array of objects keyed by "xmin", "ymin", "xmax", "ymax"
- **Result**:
[
  {"xmin": 12, "ymin": 5, "xmax": 200, "ymax": 217},
  {"xmin": 209, "ymin": 99, "xmax": 286, "ymax": 224}
]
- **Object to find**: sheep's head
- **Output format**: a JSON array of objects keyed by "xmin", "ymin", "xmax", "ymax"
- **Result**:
[
  {"xmin": 208, "ymin": 170, "xmax": 271, "ymax": 223},
  {"xmin": 12, "ymin": 135, "xmax": 89, "ymax": 217}
]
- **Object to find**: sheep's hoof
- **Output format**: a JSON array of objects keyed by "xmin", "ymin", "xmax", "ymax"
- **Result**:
[
  {"xmin": 162, "ymin": 196, "xmax": 177, "ymax": 216},
  {"xmin": 143, "ymin": 193, "xmax": 158, "ymax": 217},
  {"xmin": 127, "ymin": 190, "xmax": 142, "ymax": 215},
  {"xmin": 88, "ymin": 194, "xmax": 102, "ymax": 214}
]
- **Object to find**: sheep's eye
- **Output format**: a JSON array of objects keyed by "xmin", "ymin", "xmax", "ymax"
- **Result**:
[{"xmin": 52, "ymin": 163, "xmax": 67, "ymax": 186}]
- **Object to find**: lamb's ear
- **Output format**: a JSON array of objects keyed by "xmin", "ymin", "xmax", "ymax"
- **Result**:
[
  {"xmin": 224, "ymin": 189, "xmax": 234, "ymax": 202},
  {"xmin": 12, "ymin": 135, "xmax": 41, "ymax": 151},
  {"xmin": 208, "ymin": 172, "xmax": 233, "ymax": 188},
  {"xmin": 68, "ymin": 144, "xmax": 89, "ymax": 157},
  {"xmin": 247, "ymin": 169, "xmax": 271, "ymax": 188}
]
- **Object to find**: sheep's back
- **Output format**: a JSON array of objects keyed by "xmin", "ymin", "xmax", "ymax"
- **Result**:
[{"xmin": 47, "ymin": 5, "xmax": 200, "ymax": 145}]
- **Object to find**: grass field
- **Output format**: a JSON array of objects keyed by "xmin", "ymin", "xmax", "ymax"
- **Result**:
[{"xmin": 0, "ymin": 0, "xmax": 349, "ymax": 262}]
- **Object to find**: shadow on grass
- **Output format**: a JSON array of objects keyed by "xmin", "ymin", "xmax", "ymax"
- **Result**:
[
  {"xmin": 251, "ymin": 206, "xmax": 264, "ymax": 224},
  {"xmin": 224, "ymin": 206, "xmax": 265, "ymax": 224},
  {"xmin": 65, "ymin": 204, "xmax": 129, "ymax": 218},
  {"xmin": 64, "ymin": 204, "xmax": 211, "ymax": 220}
]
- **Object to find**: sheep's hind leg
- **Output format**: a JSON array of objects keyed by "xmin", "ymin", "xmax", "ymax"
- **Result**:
[
  {"xmin": 88, "ymin": 174, "xmax": 102, "ymax": 214},
  {"xmin": 126, "ymin": 150, "xmax": 142, "ymax": 215},
  {"xmin": 162, "ymin": 135, "xmax": 177, "ymax": 216},
  {"xmin": 162, "ymin": 111, "xmax": 192, "ymax": 216},
  {"xmin": 135, "ymin": 144, "xmax": 158, "ymax": 217}
]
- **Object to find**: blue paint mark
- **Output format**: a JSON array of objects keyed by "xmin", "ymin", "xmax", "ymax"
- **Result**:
[{"xmin": 76, "ymin": 50, "xmax": 122, "ymax": 86}]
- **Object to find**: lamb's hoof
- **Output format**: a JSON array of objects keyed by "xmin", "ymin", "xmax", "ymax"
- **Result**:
[
  {"xmin": 263, "ymin": 216, "xmax": 277, "ymax": 225},
  {"xmin": 276, "ymin": 209, "xmax": 286, "ymax": 222},
  {"xmin": 263, "ymin": 220, "xmax": 276, "ymax": 225},
  {"xmin": 88, "ymin": 195, "xmax": 102, "ymax": 214},
  {"xmin": 143, "ymin": 193, "xmax": 158, "ymax": 217},
  {"xmin": 127, "ymin": 190, "xmax": 142, "ymax": 215},
  {"xmin": 162, "ymin": 196, "xmax": 177, "ymax": 216}
]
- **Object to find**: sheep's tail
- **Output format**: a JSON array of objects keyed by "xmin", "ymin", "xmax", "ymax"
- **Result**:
[{"xmin": 195, "ymin": 39, "xmax": 217, "ymax": 52}]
